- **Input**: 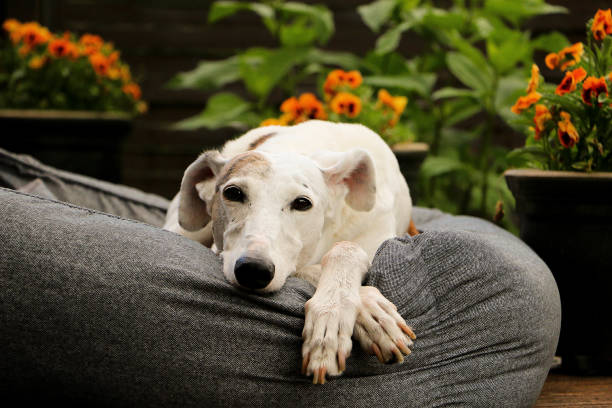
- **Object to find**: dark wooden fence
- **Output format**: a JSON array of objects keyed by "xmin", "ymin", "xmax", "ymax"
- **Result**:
[{"xmin": 2, "ymin": 0, "xmax": 610, "ymax": 198}]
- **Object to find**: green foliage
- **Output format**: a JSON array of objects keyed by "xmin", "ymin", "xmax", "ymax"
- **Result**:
[
  {"xmin": 168, "ymin": 1, "xmax": 350, "ymax": 129},
  {"xmin": 357, "ymin": 0, "xmax": 568, "ymax": 229}
]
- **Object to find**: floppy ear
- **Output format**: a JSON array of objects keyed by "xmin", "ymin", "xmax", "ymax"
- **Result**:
[
  {"xmin": 178, "ymin": 150, "xmax": 227, "ymax": 231},
  {"xmin": 320, "ymin": 149, "xmax": 376, "ymax": 212}
]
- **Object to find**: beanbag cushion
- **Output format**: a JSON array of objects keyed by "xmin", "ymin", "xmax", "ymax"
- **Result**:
[{"xmin": 0, "ymin": 149, "xmax": 560, "ymax": 407}]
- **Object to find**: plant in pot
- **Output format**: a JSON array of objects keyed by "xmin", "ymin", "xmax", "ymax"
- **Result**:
[
  {"xmin": 0, "ymin": 19, "xmax": 146, "ymax": 182},
  {"xmin": 505, "ymin": 8, "xmax": 612, "ymax": 375},
  {"xmin": 167, "ymin": 1, "xmax": 428, "ymax": 200}
]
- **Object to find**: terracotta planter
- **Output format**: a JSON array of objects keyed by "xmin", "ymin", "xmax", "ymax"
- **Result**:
[
  {"xmin": 505, "ymin": 169, "xmax": 612, "ymax": 375},
  {"xmin": 0, "ymin": 109, "xmax": 132, "ymax": 183},
  {"xmin": 392, "ymin": 142, "xmax": 429, "ymax": 203}
]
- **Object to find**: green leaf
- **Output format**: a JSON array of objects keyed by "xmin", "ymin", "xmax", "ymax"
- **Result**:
[
  {"xmin": 364, "ymin": 73, "xmax": 436, "ymax": 96},
  {"xmin": 422, "ymin": 8, "xmax": 466, "ymax": 31},
  {"xmin": 375, "ymin": 21, "xmax": 413, "ymax": 54},
  {"xmin": 278, "ymin": 2, "xmax": 334, "ymax": 45},
  {"xmin": 432, "ymin": 87, "xmax": 478, "ymax": 100},
  {"xmin": 307, "ymin": 49, "xmax": 362, "ymax": 69},
  {"xmin": 446, "ymin": 52, "xmax": 493, "ymax": 93},
  {"xmin": 357, "ymin": 0, "xmax": 397, "ymax": 33},
  {"xmin": 420, "ymin": 155, "xmax": 469, "ymax": 179},
  {"xmin": 239, "ymin": 47, "xmax": 310, "ymax": 100},
  {"xmin": 532, "ymin": 32, "xmax": 570, "ymax": 53},
  {"xmin": 484, "ymin": 0, "xmax": 567, "ymax": 25},
  {"xmin": 173, "ymin": 92, "xmax": 252, "ymax": 130},
  {"xmin": 165, "ymin": 56, "xmax": 240, "ymax": 90},
  {"xmin": 208, "ymin": 1, "xmax": 274, "ymax": 24},
  {"xmin": 487, "ymin": 32, "xmax": 530, "ymax": 74}
]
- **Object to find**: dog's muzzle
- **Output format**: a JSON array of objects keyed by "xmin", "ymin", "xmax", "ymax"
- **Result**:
[{"xmin": 234, "ymin": 255, "xmax": 275, "ymax": 290}]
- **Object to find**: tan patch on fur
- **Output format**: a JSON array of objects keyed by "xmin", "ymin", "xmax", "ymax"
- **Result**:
[
  {"xmin": 407, "ymin": 219, "xmax": 419, "ymax": 236},
  {"xmin": 216, "ymin": 151, "xmax": 271, "ymax": 190},
  {"xmin": 211, "ymin": 192, "xmax": 226, "ymax": 249},
  {"xmin": 248, "ymin": 132, "xmax": 276, "ymax": 150}
]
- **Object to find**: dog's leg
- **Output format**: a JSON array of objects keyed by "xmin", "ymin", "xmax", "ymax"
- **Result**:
[
  {"xmin": 353, "ymin": 286, "xmax": 417, "ymax": 363},
  {"xmin": 301, "ymin": 241, "xmax": 368, "ymax": 384}
]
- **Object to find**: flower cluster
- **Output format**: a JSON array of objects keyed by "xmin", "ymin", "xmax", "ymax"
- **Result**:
[
  {"xmin": 510, "ymin": 9, "xmax": 612, "ymax": 171},
  {"xmin": 260, "ymin": 69, "xmax": 407, "ymax": 144},
  {"xmin": 1, "ymin": 19, "xmax": 146, "ymax": 114}
]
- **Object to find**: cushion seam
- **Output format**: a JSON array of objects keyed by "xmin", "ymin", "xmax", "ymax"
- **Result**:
[
  {"xmin": 1, "ymin": 187, "xmax": 175, "ymax": 234},
  {"xmin": 0, "ymin": 154, "xmax": 168, "ymax": 212}
]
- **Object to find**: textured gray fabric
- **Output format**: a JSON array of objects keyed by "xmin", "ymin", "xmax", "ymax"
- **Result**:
[
  {"xmin": 0, "ymin": 187, "xmax": 560, "ymax": 407},
  {"xmin": 0, "ymin": 147, "xmax": 169, "ymax": 226}
]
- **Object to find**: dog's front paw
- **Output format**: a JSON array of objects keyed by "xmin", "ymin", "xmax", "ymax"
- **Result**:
[
  {"xmin": 301, "ymin": 289, "xmax": 359, "ymax": 384},
  {"xmin": 354, "ymin": 286, "xmax": 416, "ymax": 364}
]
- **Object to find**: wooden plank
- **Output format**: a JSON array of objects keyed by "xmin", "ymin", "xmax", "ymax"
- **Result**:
[{"xmin": 535, "ymin": 373, "xmax": 612, "ymax": 407}]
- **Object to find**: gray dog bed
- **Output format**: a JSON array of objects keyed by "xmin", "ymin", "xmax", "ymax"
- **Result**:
[{"xmin": 0, "ymin": 148, "xmax": 560, "ymax": 407}]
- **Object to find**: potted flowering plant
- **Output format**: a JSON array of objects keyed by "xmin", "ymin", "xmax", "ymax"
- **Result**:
[
  {"xmin": 504, "ymin": 9, "xmax": 612, "ymax": 375},
  {"xmin": 260, "ymin": 68, "xmax": 428, "ymax": 199},
  {"xmin": 0, "ymin": 19, "xmax": 146, "ymax": 181}
]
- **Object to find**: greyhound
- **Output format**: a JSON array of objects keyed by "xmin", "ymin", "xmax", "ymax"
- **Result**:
[{"xmin": 163, "ymin": 120, "xmax": 417, "ymax": 384}]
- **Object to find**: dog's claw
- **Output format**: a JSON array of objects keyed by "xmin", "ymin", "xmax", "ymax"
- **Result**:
[
  {"xmin": 391, "ymin": 346, "xmax": 404, "ymax": 364},
  {"xmin": 396, "ymin": 339, "xmax": 411, "ymax": 355},
  {"xmin": 400, "ymin": 323, "xmax": 417, "ymax": 340},
  {"xmin": 338, "ymin": 351, "xmax": 346, "ymax": 372},
  {"xmin": 372, "ymin": 344, "xmax": 384, "ymax": 363},
  {"xmin": 301, "ymin": 354, "xmax": 310, "ymax": 375}
]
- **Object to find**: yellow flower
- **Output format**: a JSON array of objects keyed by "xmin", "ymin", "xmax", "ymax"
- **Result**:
[
  {"xmin": 526, "ymin": 64, "xmax": 540, "ymax": 94},
  {"xmin": 28, "ymin": 55, "xmax": 47, "ymax": 69},
  {"xmin": 260, "ymin": 118, "xmax": 286, "ymax": 127}
]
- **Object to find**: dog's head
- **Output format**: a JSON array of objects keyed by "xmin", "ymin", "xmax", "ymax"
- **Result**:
[{"xmin": 178, "ymin": 147, "xmax": 376, "ymax": 293}]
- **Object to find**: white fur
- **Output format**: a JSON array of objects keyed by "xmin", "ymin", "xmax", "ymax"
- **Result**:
[{"xmin": 163, "ymin": 120, "xmax": 416, "ymax": 383}]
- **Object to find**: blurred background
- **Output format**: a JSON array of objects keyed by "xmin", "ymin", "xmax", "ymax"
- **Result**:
[{"xmin": 1, "ymin": 0, "xmax": 608, "ymax": 201}]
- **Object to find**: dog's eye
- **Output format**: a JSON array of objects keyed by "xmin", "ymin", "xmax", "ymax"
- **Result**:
[
  {"xmin": 291, "ymin": 197, "xmax": 312, "ymax": 211},
  {"xmin": 223, "ymin": 185, "xmax": 245, "ymax": 203}
]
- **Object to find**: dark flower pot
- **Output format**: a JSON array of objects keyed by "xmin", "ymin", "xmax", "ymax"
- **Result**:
[
  {"xmin": 505, "ymin": 169, "xmax": 612, "ymax": 375},
  {"xmin": 0, "ymin": 109, "xmax": 132, "ymax": 183},
  {"xmin": 392, "ymin": 142, "xmax": 429, "ymax": 204}
]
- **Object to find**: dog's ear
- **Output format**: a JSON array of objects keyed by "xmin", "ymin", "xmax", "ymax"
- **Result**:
[
  {"xmin": 319, "ymin": 148, "xmax": 376, "ymax": 212},
  {"xmin": 178, "ymin": 150, "xmax": 227, "ymax": 231}
]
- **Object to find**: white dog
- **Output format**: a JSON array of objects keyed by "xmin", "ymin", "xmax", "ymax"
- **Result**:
[{"xmin": 164, "ymin": 120, "xmax": 417, "ymax": 384}]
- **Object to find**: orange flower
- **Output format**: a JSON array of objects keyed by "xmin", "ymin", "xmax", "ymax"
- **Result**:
[
  {"xmin": 533, "ymin": 104, "xmax": 551, "ymax": 140},
  {"xmin": 323, "ymin": 69, "xmax": 346, "ymax": 96},
  {"xmin": 592, "ymin": 9, "xmax": 612, "ymax": 41},
  {"xmin": 280, "ymin": 96, "xmax": 302, "ymax": 120},
  {"xmin": 28, "ymin": 55, "xmax": 47, "ymax": 70},
  {"xmin": 545, "ymin": 53, "xmax": 560, "ymax": 70},
  {"xmin": 323, "ymin": 69, "xmax": 363, "ymax": 97},
  {"xmin": 48, "ymin": 37, "xmax": 78, "ymax": 58},
  {"xmin": 80, "ymin": 33, "xmax": 104, "ymax": 48},
  {"xmin": 555, "ymin": 67, "xmax": 587, "ymax": 96},
  {"xmin": 2, "ymin": 18, "xmax": 20, "ymax": 33},
  {"xmin": 526, "ymin": 64, "xmax": 540, "ymax": 93},
  {"xmin": 558, "ymin": 42, "xmax": 584, "ymax": 71},
  {"xmin": 19, "ymin": 22, "xmax": 51, "ymax": 47},
  {"xmin": 557, "ymin": 111, "xmax": 579, "ymax": 148},
  {"xmin": 122, "ymin": 83, "xmax": 142, "ymax": 100},
  {"xmin": 298, "ymin": 93, "xmax": 327, "ymax": 120},
  {"xmin": 330, "ymin": 92, "xmax": 362, "ymax": 118},
  {"xmin": 120, "ymin": 65, "xmax": 132, "ymax": 83},
  {"xmin": 581, "ymin": 76, "xmax": 608, "ymax": 106},
  {"xmin": 345, "ymin": 70, "xmax": 363, "ymax": 88},
  {"xmin": 18, "ymin": 44, "xmax": 31, "ymax": 57},
  {"xmin": 378, "ymin": 89, "xmax": 407, "ymax": 115},
  {"xmin": 511, "ymin": 92, "xmax": 542, "ymax": 114},
  {"xmin": 89, "ymin": 52, "xmax": 110, "ymax": 76},
  {"xmin": 260, "ymin": 118, "xmax": 286, "ymax": 127}
]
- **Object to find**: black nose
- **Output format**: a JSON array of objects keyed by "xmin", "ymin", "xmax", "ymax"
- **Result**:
[{"xmin": 234, "ymin": 256, "xmax": 275, "ymax": 289}]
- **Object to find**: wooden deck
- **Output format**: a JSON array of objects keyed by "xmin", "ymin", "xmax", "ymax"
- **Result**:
[{"xmin": 536, "ymin": 373, "xmax": 612, "ymax": 407}]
